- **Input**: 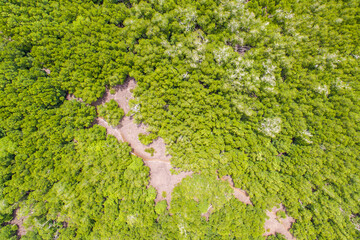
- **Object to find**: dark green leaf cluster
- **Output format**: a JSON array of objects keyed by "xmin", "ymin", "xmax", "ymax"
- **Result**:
[{"xmin": 0, "ymin": 225, "xmax": 17, "ymax": 240}]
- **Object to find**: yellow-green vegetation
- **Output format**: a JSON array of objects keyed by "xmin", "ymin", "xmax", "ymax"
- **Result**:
[
  {"xmin": 0, "ymin": 0, "xmax": 359, "ymax": 239},
  {"xmin": 276, "ymin": 210, "xmax": 287, "ymax": 219},
  {"xmin": 98, "ymin": 99, "xmax": 124, "ymax": 126},
  {"xmin": 145, "ymin": 147, "xmax": 155, "ymax": 157},
  {"xmin": 0, "ymin": 225, "xmax": 17, "ymax": 240},
  {"xmin": 138, "ymin": 132, "xmax": 158, "ymax": 145}
]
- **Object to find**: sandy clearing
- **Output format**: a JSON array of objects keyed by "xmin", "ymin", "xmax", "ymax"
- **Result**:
[
  {"xmin": 42, "ymin": 68, "xmax": 51, "ymax": 75},
  {"xmin": 95, "ymin": 117, "xmax": 124, "ymax": 142},
  {"xmin": 7, "ymin": 208, "xmax": 29, "ymax": 238},
  {"xmin": 264, "ymin": 204, "xmax": 296, "ymax": 240},
  {"xmin": 66, "ymin": 93, "xmax": 83, "ymax": 102},
  {"xmin": 201, "ymin": 204, "xmax": 213, "ymax": 221},
  {"xmin": 90, "ymin": 77, "xmax": 191, "ymax": 204},
  {"xmin": 220, "ymin": 175, "xmax": 295, "ymax": 239},
  {"xmin": 145, "ymin": 161, "xmax": 192, "ymax": 204},
  {"xmin": 220, "ymin": 175, "xmax": 252, "ymax": 205},
  {"xmin": 91, "ymin": 77, "xmax": 171, "ymax": 161}
]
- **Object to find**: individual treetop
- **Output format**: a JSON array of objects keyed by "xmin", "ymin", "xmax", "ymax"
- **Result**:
[{"xmin": 98, "ymin": 99, "xmax": 124, "ymax": 126}]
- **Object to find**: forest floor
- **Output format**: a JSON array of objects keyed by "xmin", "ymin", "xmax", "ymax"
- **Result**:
[
  {"xmin": 264, "ymin": 204, "xmax": 296, "ymax": 239},
  {"xmin": 90, "ymin": 78, "xmax": 192, "ymax": 204},
  {"xmin": 7, "ymin": 208, "xmax": 29, "ymax": 238},
  {"xmin": 91, "ymin": 78, "xmax": 171, "ymax": 161},
  {"xmin": 65, "ymin": 78, "xmax": 296, "ymax": 238},
  {"xmin": 221, "ymin": 175, "xmax": 295, "ymax": 239},
  {"xmin": 221, "ymin": 175, "xmax": 253, "ymax": 205},
  {"xmin": 145, "ymin": 161, "xmax": 192, "ymax": 204}
]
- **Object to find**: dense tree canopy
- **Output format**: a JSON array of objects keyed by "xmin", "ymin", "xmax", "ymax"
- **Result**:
[{"xmin": 0, "ymin": 0, "xmax": 359, "ymax": 239}]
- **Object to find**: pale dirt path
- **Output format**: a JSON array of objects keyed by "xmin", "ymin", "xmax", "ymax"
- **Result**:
[
  {"xmin": 221, "ymin": 175, "xmax": 252, "ymax": 205},
  {"xmin": 264, "ymin": 204, "xmax": 296, "ymax": 240},
  {"xmin": 7, "ymin": 208, "xmax": 30, "ymax": 238},
  {"xmin": 95, "ymin": 115, "xmax": 191, "ymax": 204},
  {"xmin": 89, "ymin": 78, "xmax": 190, "ymax": 203},
  {"xmin": 67, "ymin": 79, "xmax": 296, "ymax": 238},
  {"xmin": 220, "ymin": 175, "xmax": 295, "ymax": 239},
  {"xmin": 91, "ymin": 78, "xmax": 171, "ymax": 161},
  {"xmin": 144, "ymin": 161, "xmax": 192, "ymax": 204}
]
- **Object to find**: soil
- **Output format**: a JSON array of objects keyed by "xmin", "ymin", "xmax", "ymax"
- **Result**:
[
  {"xmin": 263, "ymin": 204, "xmax": 296, "ymax": 240},
  {"xmin": 201, "ymin": 204, "xmax": 213, "ymax": 221},
  {"xmin": 220, "ymin": 175, "xmax": 295, "ymax": 239},
  {"xmin": 8, "ymin": 208, "xmax": 29, "ymax": 238},
  {"xmin": 90, "ymin": 77, "xmax": 191, "ymax": 204},
  {"xmin": 42, "ymin": 68, "xmax": 51, "ymax": 75},
  {"xmin": 91, "ymin": 78, "xmax": 171, "ymax": 161},
  {"xmin": 65, "ymin": 93, "xmax": 83, "ymax": 102},
  {"xmin": 221, "ymin": 175, "xmax": 252, "ymax": 205},
  {"xmin": 67, "ymin": 78, "xmax": 296, "ymax": 237},
  {"xmin": 145, "ymin": 161, "xmax": 192, "ymax": 204}
]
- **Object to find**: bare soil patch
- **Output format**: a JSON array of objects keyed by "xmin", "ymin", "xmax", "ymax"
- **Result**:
[
  {"xmin": 66, "ymin": 93, "xmax": 83, "ymax": 102},
  {"xmin": 220, "ymin": 175, "xmax": 295, "ymax": 238},
  {"xmin": 88, "ymin": 78, "xmax": 191, "ymax": 204},
  {"xmin": 92, "ymin": 78, "xmax": 171, "ymax": 161},
  {"xmin": 264, "ymin": 204, "xmax": 296, "ymax": 240},
  {"xmin": 201, "ymin": 204, "xmax": 213, "ymax": 221},
  {"xmin": 7, "ymin": 208, "xmax": 29, "ymax": 238},
  {"xmin": 220, "ymin": 175, "xmax": 252, "ymax": 205},
  {"xmin": 145, "ymin": 161, "xmax": 192, "ymax": 204},
  {"xmin": 42, "ymin": 68, "xmax": 51, "ymax": 75}
]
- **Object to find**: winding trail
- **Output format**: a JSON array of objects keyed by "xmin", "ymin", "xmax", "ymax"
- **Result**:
[
  {"xmin": 221, "ymin": 175, "xmax": 252, "ymax": 205},
  {"xmin": 264, "ymin": 204, "xmax": 296, "ymax": 240},
  {"xmin": 88, "ymin": 78, "xmax": 191, "ymax": 204},
  {"xmin": 67, "ymin": 78, "xmax": 295, "ymax": 238},
  {"xmin": 91, "ymin": 78, "xmax": 171, "ymax": 161},
  {"xmin": 6, "ymin": 208, "xmax": 30, "ymax": 238}
]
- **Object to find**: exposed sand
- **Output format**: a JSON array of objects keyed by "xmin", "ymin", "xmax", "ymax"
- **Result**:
[
  {"xmin": 220, "ymin": 175, "xmax": 295, "ymax": 239},
  {"xmin": 145, "ymin": 161, "xmax": 192, "ymax": 204},
  {"xmin": 220, "ymin": 175, "xmax": 252, "ymax": 205},
  {"xmin": 67, "ymin": 78, "xmax": 296, "ymax": 238},
  {"xmin": 91, "ymin": 78, "xmax": 171, "ymax": 161},
  {"xmin": 66, "ymin": 93, "xmax": 84, "ymax": 102},
  {"xmin": 42, "ymin": 68, "xmax": 51, "ymax": 75},
  {"xmin": 90, "ymin": 78, "xmax": 191, "ymax": 204},
  {"xmin": 7, "ymin": 208, "xmax": 29, "ymax": 238},
  {"xmin": 201, "ymin": 204, "xmax": 213, "ymax": 221},
  {"xmin": 264, "ymin": 204, "xmax": 296, "ymax": 240}
]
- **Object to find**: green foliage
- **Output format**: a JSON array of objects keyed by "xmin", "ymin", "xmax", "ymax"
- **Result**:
[
  {"xmin": 276, "ymin": 210, "xmax": 286, "ymax": 219},
  {"xmin": 168, "ymin": 174, "xmax": 266, "ymax": 239},
  {"xmin": 22, "ymin": 231, "xmax": 42, "ymax": 240},
  {"xmin": 0, "ymin": 225, "xmax": 17, "ymax": 240},
  {"xmin": 0, "ymin": 0, "xmax": 359, "ymax": 239},
  {"xmin": 266, "ymin": 233, "xmax": 287, "ymax": 240},
  {"xmin": 138, "ymin": 132, "xmax": 158, "ymax": 145},
  {"xmin": 155, "ymin": 200, "xmax": 167, "ymax": 215},
  {"xmin": 161, "ymin": 191, "xmax": 167, "ymax": 198},
  {"xmin": 98, "ymin": 99, "xmax": 124, "ymax": 126}
]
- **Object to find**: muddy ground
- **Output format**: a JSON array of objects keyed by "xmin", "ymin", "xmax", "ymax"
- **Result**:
[
  {"xmin": 264, "ymin": 204, "xmax": 296, "ymax": 239},
  {"xmin": 90, "ymin": 78, "xmax": 190, "ymax": 204},
  {"xmin": 65, "ymin": 78, "xmax": 296, "ymax": 239},
  {"xmin": 7, "ymin": 208, "xmax": 29, "ymax": 238},
  {"xmin": 92, "ymin": 78, "xmax": 171, "ymax": 161}
]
